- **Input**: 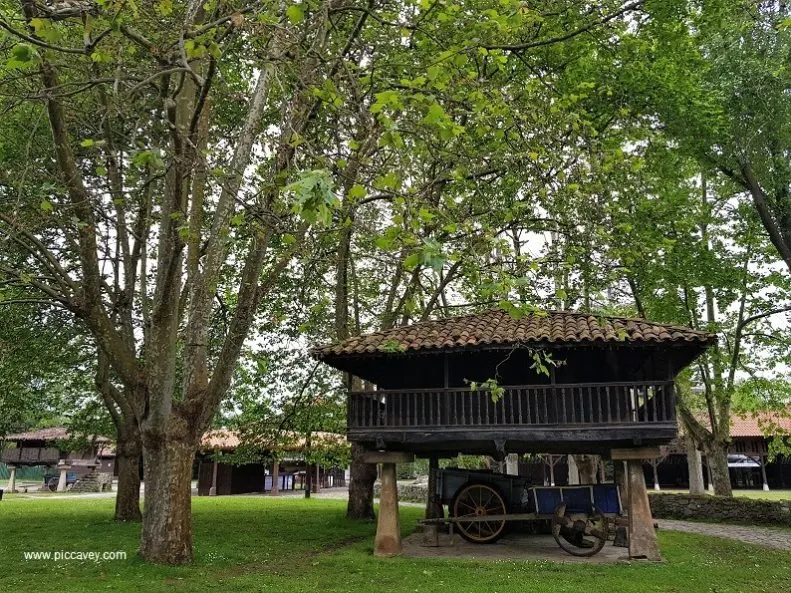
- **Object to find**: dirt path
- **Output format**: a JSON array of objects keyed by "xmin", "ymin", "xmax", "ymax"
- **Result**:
[{"xmin": 658, "ymin": 519, "xmax": 791, "ymax": 551}]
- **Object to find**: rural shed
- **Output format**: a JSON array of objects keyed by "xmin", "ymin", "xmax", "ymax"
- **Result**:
[{"xmin": 312, "ymin": 308, "xmax": 716, "ymax": 559}]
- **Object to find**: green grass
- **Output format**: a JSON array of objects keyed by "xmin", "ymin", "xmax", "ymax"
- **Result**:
[
  {"xmin": 0, "ymin": 497, "xmax": 789, "ymax": 593},
  {"xmin": 658, "ymin": 489, "xmax": 791, "ymax": 501}
]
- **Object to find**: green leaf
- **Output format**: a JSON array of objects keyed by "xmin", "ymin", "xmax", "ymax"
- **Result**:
[
  {"xmin": 348, "ymin": 184, "xmax": 366, "ymax": 200},
  {"xmin": 39, "ymin": 199, "xmax": 53, "ymax": 213},
  {"xmin": 403, "ymin": 252, "xmax": 420, "ymax": 270},
  {"xmin": 286, "ymin": 4, "xmax": 305, "ymax": 23},
  {"xmin": 6, "ymin": 44, "xmax": 38, "ymax": 69}
]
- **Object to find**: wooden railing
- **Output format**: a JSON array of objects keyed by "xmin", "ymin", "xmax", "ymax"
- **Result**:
[{"xmin": 348, "ymin": 381, "xmax": 676, "ymax": 430}]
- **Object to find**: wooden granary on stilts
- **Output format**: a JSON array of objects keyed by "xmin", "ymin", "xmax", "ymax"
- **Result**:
[{"xmin": 312, "ymin": 309, "xmax": 715, "ymax": 559}]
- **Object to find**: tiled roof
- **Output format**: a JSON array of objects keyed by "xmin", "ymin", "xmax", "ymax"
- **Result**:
[
  {"xmin": 4, "ymin": 427, "xmax": 111, "ymax": 443},
  {"xmin": 730, "ymin": 412, "xmax": 791, "ymax": 438},
  {"xmin": 200, "ymin": 429, "xmax": 345, "ymax": 452},
  {"xmin": 312, "ymin": 308, "xmax": 716, "ymax": 359},
  {"xmin": 693, "ymin": 410, "xmax": 791, "ymax": 438}
]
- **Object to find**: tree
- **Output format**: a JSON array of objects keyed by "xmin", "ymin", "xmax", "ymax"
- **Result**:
[
  {"xmin": 0, "ymin": 0, "xmax": 364, "ymax": 562},
  {"xmin": 618, "ymin": 1, "xmax": 791, "ymax": 272},
  {"xmin": 0, "ymin": 302, "xmax": 84, "ymax": 437}
]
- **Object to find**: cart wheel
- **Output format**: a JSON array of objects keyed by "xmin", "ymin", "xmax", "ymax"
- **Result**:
[
  {"xmin": 450, "ymin": 482, "xmax": 507, "ymax": 544},
  {"xmin": 551, "ymin": 503, "xmax": 607, "ymax": 557}
]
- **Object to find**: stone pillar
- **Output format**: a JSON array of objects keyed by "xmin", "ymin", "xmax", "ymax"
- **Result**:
[
  {"xmin": 375, "ymin": 462, "xmax": 401, "ymax": 557},
  {"xmin": 505, "ymin": 453, "xmax": 519, "ymax": 476},
  {"xmin": 7, "ymin": 465, "xmax": 17, "ymax": 493},
  {"xmin": 209, "ymin": 458, "xmax": 218, "ymax": 496},
  {"xmin": 362, "ymin": 451, "xmax": 414, "ymax": 557},
  {"xmin": 626, "ymin": 459, "xmax": 660, "ymax": 561},
  {"xmin": 271, "ymin": 461, "xmax": 280, "ymax": 496},
  {"xmin": 56, "ymin": 461, "xmax": 70, "ymax": 492}
]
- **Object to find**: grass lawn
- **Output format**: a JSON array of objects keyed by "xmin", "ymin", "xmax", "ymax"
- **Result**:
[
  {"xmin": 657, "ymin": 489, "xmax": 791, "ymax": 501},
  {"xmin": 0, "ymin": 496, "xmax": 789, "ymax": 593}
]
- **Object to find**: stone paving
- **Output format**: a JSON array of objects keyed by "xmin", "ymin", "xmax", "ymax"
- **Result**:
[{"xmin": 658, "ymin": 519, "xmax": 791, "ymax": 551}]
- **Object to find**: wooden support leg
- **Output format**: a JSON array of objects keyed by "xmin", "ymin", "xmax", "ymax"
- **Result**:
[
  {"xmin": 271, "ymin": 461, "xmax": 280, "ymax": 496},
  {"xmin": 626, "ymin": 459, "xmax": 660, "ymax": 561},
  {"xmin": 374, "ymin": 462, "xmax": 402, "ymax": 557},
  {"xmin": 209, "ymin": 458, "xmax": 218, "ymax": 496},
  {"xmin": 425, "ymin": 456, "xmax": 441, "ymax": 519},
  {"xmin": 759, "ymin": 455, "xmax": 770, "ymax": 492}
]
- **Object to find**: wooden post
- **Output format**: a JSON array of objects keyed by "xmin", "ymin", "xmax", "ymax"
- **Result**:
[
  {"xmin": 625, "ymin": 459, "xmax": 660, "ymax": 560},
  {"xmin": 759, "ymin": 455, "xmax": 770, "ymax": 492},
  {"xmin": 505, "ymin": 453, "xmax": 519, "ymax": 476},
  {"xmin": 209, "ymin": 457, "xmax": 218, "ymax": 496},
  {"xmin": 546, "ymin": 455, "xmax": 557, "ymax": 486},
  {"xmin": 651, "ymin": 459, "xmax": 661, "ymax": 491},
  {"xmin": 567, "ymin": 454, "xmax": 579, "ymax": 485},
  {"xmin": 271, "ymin": 460, "xmax": 280, "ymax": 496},
  {"xmin": 375, "ymin": 462, "xmax": 402, "ymax": 557},
  {"xmin": 312, "ymin": 464, "xmax": 320, "ymax": 493},
  {"xmin": 426, "ymin": 456, "xmax": 441, "ymax": 519},
  {"xmin": 7, "ymin": 465, "xmax": 16, "ymax": 493},
  {"xmin": 613, "ymin": 460, "xmax": 629, "ymax": 548}
]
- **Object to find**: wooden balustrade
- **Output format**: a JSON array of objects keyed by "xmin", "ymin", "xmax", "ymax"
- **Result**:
[{"xmin": 347, "ymin": 382, "xmax": 676, "ymax": 431}]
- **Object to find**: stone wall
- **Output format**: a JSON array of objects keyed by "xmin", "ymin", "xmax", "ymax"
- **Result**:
[
  {"xmin": 649, "ymin": 493, "xmax": 791, "ymax": 527},
  {"xmin": 71, "ymin": 471, "xmax": 114, "ymax": 493},
  {"xmin": 376, "ymin": 481, "xmax": 428, "ymax": 504}
]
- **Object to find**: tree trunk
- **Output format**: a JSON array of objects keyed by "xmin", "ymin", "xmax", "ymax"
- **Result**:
[
  {"xmin": 686, "ymin": 439, "xmax": 705, "ymax": 495},
  {"xmin": 114, "ymin": 433, "xmax": 142, "ymax": 522},
  {"xmin": 347, "ymin": 443, "xmax": 376, "ymax": 520},
  {"xmin": 703, "ymin": 443, "xmax": 732, "ymax": 497},
  {"xmin": 572, "ymin": 454, "xmax": 599, "ymax": 483},
  {"xmin": 567, "ymin": 454, "xmax": 579, "ymax": 484},
  {"xmin": 139, "ymin": 437, "xmax": 196, "ymax": 564}
]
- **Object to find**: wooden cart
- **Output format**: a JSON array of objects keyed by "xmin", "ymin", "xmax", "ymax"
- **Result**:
[{"xmin": 422, "ymin": 468, "xmax": 625, "ymax": 557}]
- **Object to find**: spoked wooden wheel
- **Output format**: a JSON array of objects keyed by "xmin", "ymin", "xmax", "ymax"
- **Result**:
[
  {"xmin": 551, "ymin": 503, "xmax": 608, "ymax": 557},
  {"xmin": 451, "ymin": 482, "xmax": 507, "ymax": 544}
]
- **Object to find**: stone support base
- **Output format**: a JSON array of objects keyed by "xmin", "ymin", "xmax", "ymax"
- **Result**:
[
  {"xmin": 7, "ymin": 466, "xmax": 16, "ymax": 493},
  {"xmin": 56, "ymin": 463, "xmax": 70, "ymax": 492},
  {"xmin": 374, "ymin": 462, "xmax": 402, "ymax": 557},
  {"xmin": 626, "ymin": 459, "xmax": 661, "ymax": 561}
]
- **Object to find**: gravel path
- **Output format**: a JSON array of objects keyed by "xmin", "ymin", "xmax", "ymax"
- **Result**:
[{"xmin": 658, "ymin": 519, "xmax": 791, "ymax": 551}]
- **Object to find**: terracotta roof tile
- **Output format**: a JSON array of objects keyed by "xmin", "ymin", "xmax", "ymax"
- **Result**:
[
  {"xmin": 695, "ymin": 411, "xmax": 791, "ymax": 438},
  {"xmin": 312, "ymin": 308, "xmax": 716, "ymax": 359},
  {"xmin": 4, "ymin": 427, "xmax": 111, "ymax": 443},
  {"xmin": 200, "ymin": 429, "xmax": 345, "ymax": 452}
]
